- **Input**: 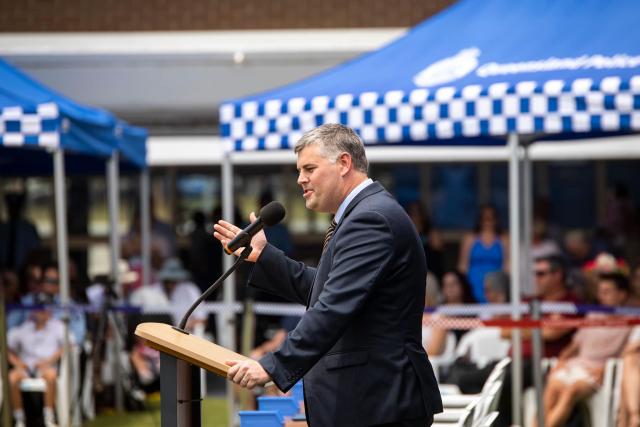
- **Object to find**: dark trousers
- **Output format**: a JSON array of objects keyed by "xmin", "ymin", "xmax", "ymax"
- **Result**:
[{"xmin": 373, "ymin": 417, "xmax": 433, "ymax": 427}]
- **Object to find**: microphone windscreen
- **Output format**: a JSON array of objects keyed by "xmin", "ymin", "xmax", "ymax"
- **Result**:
[{"xmin": 260, "ymin": 201, "xmax": 286, "ymax": 226}]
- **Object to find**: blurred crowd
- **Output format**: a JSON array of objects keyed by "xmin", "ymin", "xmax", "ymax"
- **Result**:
[{"xmin": 0, "ymin": 187, "xmax": 639, "ymax": 427}]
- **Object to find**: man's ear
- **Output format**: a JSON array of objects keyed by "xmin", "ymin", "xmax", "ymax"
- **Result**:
[{"xmin": 338, "ymin": 153, "xmax": 352, "ymax": 176}]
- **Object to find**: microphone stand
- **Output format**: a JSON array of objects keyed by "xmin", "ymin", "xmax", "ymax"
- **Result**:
[{"xmin": 174, "ymin": 245, "xmax": 253, "ymax": 334}]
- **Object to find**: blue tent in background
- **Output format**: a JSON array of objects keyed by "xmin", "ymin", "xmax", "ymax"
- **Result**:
[
  {"xmin": 218, "ymin": 1, "xmax": 640, "ymax": 424},
  {"xmin": 0, "ymin": 56, "xmax": 149, "ymax": 421},
  {"xmin": 0, "ymin": 57, "xmax": 147, "ymax": 174},
  {"xmin": 220, "ymin": 0, "xmax": 640, "ymax": 151}
]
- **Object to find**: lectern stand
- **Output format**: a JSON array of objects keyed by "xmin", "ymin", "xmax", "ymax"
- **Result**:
[{"xmin": 135, "ymin": 322, "xmax": 249, "ymax": 427}]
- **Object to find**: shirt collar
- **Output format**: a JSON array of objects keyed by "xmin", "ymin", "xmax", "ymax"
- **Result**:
[{"xmin": 334, "ymin": 178, "xmax": 373, "ymax": 224}]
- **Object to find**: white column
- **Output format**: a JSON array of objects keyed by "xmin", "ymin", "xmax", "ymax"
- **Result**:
[
  {"xmin": 53, "ymin": 148, "xmax": 71, "ymax": 427},
  {"xmin": 107, "ymin": 151, "xmax": 124, "ymax": 412},
  {"xmin": 221, "ymin": 151, "xmax": 237, "ymax": 427},
  {"xmin": 140, "ymin": 169, "xmax": 151, "ymax": 286},
  {"xmin": 508, "ymin": 133, "xmax": 523, "ymax": 426}
]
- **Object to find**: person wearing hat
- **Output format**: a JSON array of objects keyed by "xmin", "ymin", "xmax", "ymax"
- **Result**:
[
  {"xmin": 129, "ymin": 258, "xmax": 207, "ymax": 331},
  {"xmin": 158, "ymin": 258, "xmax": 207, "ymax": 330},
  {"xmin": 7, "ymin": 292, "xmax": 64, "ymax": 427}
]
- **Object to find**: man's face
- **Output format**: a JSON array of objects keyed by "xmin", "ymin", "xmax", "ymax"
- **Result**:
[
  {"xmin": 534, "ymin": 260, "xmax": 562, "ymax": 296},
  {"xmin": 484, "ymin": 286, "xmax": 506, "ymax": 304},
  {"xmin": 162, "ymin": 280, "xmax": 177, "ymax": 296},
  {"xmin": 597, "ymin": 280, "xmax": 627, "ymax": 306},
  {"xmin": 32, "ymin": 308, "xmax": 51, "ymax": 324},
  {"xmin": 42, "ymin": 267, "xmax": 59, "ymax": 296},
  {"xmin": 296, "ymin": 145, "xmax": 344, "ymax": 213}
]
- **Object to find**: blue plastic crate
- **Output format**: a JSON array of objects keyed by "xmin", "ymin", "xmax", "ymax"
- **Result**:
[
  {"xmin": 257, "ymin": 396, "xmax": 299, "ymax": 418},
  {"xmin": 291, "ymin": 380, "xmax": 304, "ymax": 404},
  {"xmin": 239, "ymin": 410, "xmax": 284, "ymax": 427}
]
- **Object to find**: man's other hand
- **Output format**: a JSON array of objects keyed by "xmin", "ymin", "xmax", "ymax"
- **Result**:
[{"xmin": 225, "ymin": 359, "xmax": 272, "ymax": 390}]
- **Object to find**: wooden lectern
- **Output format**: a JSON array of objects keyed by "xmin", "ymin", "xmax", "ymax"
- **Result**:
[{"xmin": 135, "ymin": 322, "xmax": 249, "ymax": 427}]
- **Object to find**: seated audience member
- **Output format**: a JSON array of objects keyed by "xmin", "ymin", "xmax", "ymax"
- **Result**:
[
  {"xmin": 129, "ymin": 336, "xmax": 161, "ymax": 394},
  {"xmin": 8, "ymin": 261, "xmax": 86, "ymax": 346},
  {"xmin": 423, "ymin": 270, "xmax": 476, "ymax": 378},
  {"xmin": 441, "ymin": 271, "xmax": 510, "ymax": 392},
  {"xmin": 582, "ymin": 252, "xmax": 629, "ymax": 303},
  {"xmin": 86, "ymin": 259, "xmax": 139, "ymax": 309},
  {"xmin": 483, "ymin": 270, "xmax": 510, "ymax": 305},
  {"xmin": 130, "ymin": 258, "xmax": 206, "ymax": 331},
  {"xmin": 8, "ymin": 292, "xmax": 64, "ymax": 427},
  {"xmin": 436, "ymin": 270, "xmax": 477, "ymax": 341},
  {"xmin": 495, "ymin": 255, "xmax": 581, "ymax": 427},
  {"xmin": 618, "ymin": 326, "xmax": 640, "ymax": 427},
  {"xmin": 542, "ymin": 273, "xmax": 631, "ymax": 427}
]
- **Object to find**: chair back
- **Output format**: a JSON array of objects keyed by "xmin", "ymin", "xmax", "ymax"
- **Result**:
[{"xmin": 455, "ymin": 328, "xmax": 510, "ymax": 368}]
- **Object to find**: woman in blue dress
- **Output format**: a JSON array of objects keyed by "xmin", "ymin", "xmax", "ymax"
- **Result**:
[{"xmin": 458, "ymin": 205, "xmax": 509, "ymax": 303}]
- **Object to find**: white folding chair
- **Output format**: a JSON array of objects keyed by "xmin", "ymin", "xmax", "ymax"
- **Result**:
[
  {"xmin": 523, "ymin": 357, "xmax": 556, "ymax": 427},
  {"xmin": 611, "ymin": 356, "xmax": 624, "ymax": 427},
  {"xmin": 474, "ymin": 411, "xmax": 499, "ymax": 427},
  {"xmin": 455, "ymin": 328, "xmax": 510, "ymax": 369},
  {"xmin": 434, "ymin": 399, "xmax": 478, "ymax": 427},
  {"xmin": 441, "ymin": 357, "xmax": 511, "ymax": 409},
  {"xmin": 587, "ymin": 358, "xmax": 620, "ymax": 427},
  {"xmin": 473, "ymin": 381, "xmax": 503, "ymax": 423},
  {"xmin": 18, "ymin": 345, "xmax": 82, "ymax": 427}
]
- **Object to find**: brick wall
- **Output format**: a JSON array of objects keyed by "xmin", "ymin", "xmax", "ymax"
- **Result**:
[{"xmin": 1, "ymin": 0, "xmax": 457, "ymax": 32}]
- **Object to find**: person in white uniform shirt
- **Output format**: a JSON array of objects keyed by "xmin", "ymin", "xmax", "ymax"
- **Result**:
[{"xmin": 7, "ymin": 292, "xmax": 65, "ymax": 427}]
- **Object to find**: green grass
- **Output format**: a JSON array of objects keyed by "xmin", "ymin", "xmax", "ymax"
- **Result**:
[{"xmin": 84, "ymin": 397, "xmax": 228, "ymax": 427}]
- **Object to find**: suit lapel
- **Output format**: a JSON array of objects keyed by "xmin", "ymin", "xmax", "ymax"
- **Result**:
[
  {"xmin": 332, "ymin": 181, "xmax": 384, "ymax": 235},
  {"xmin": 306, "ymin": 181, "xmax": 385, "ymax": 309}
]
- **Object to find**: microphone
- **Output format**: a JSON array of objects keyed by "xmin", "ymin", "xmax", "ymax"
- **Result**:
[
  {"xmin": 175, "ymin": 201, "xmax": 286, "ymax": 333},
  {"xmin": 224, "ymin": 201, "xmax": 286, "ymax": 254}
]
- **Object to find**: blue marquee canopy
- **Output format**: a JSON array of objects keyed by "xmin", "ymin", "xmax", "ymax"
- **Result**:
[
  {"xmin": 0, "ymin": 57, "xmax": 147, "ymax": 173},
  {"xmin": 221, "ymin": 0, "xmax": 640, "ymax": 151}
]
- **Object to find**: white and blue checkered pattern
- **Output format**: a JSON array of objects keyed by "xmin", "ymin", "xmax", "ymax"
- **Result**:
[
  {"xmin": 0, "ymin": 103, "xmax": 60, "ymax": 148},
  {"xmin": 220, "ymin": 76, "xmax": 640, "ymax": 151}
]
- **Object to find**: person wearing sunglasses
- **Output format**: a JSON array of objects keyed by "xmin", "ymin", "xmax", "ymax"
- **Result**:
[{"xmin": 496, "ymin": 255, "xmax": 582, "ymax": 427}]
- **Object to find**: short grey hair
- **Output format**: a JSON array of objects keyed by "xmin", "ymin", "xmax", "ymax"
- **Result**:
[
  {"xmin": 484, "ymin": 271, "xmax": 510, "ymax": 300},
  {"xmin": 294, "ymin": 124, "xmax": 368, "ymax": 173}
]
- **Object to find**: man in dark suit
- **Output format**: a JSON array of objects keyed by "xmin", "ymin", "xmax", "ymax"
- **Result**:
[{"xmin": 214, "ymin": 124, "xmax": 442, "ymax": 426}]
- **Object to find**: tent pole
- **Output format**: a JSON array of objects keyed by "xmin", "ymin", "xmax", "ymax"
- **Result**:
[
  {"xmin": 522, "ymin": 147, "xmax": 533, "ymax": 296},
  {"xmin": 53, "ymin": 148, "xmax": 72, "ymax": 427},
  {"xmin": 107, "ymin": 152, "xmax": 125, "ymax": 413},
  {"xmin": 523, "ymin": 145, "xmax": 545, "ymax": 426},
  {"xmin": 140, "ymin": 169, "xmax": 151, "ymax": 286},
  {"xmin": 508, "ymin": 133, "xmax": 523, "ymax": 426},
  {"xmin": 221, "ymin": 151, "xmax": 237, "ymax": 427}
]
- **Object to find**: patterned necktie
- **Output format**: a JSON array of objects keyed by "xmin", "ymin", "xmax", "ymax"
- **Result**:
[{"xmin": 322, "ymin": 218, "xmax": 337, "ymax": 252}]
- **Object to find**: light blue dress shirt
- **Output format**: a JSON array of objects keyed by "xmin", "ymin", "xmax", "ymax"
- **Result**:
[{"xmin": 334, "ymin": 178, "xmax": 373, "ymax": 224}]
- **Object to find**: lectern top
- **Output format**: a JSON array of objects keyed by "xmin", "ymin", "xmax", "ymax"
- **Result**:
[{"xmin": 135, "ymin": 322, "xmax": 249, "ymax": 377}]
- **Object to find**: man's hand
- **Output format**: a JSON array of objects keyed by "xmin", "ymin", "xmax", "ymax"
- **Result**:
[
  {"xmin": 213, "ymin": 212, "xmax": 267, "ymax": 262},
  {"xmin": 225, "ymin": 359, "xmax": 271, "ymax": 390}
]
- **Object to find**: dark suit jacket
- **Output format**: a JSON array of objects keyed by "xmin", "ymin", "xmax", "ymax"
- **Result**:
[{"xmin": 251, "ymin": 182, "xmax": 443, "ymax": 426}]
